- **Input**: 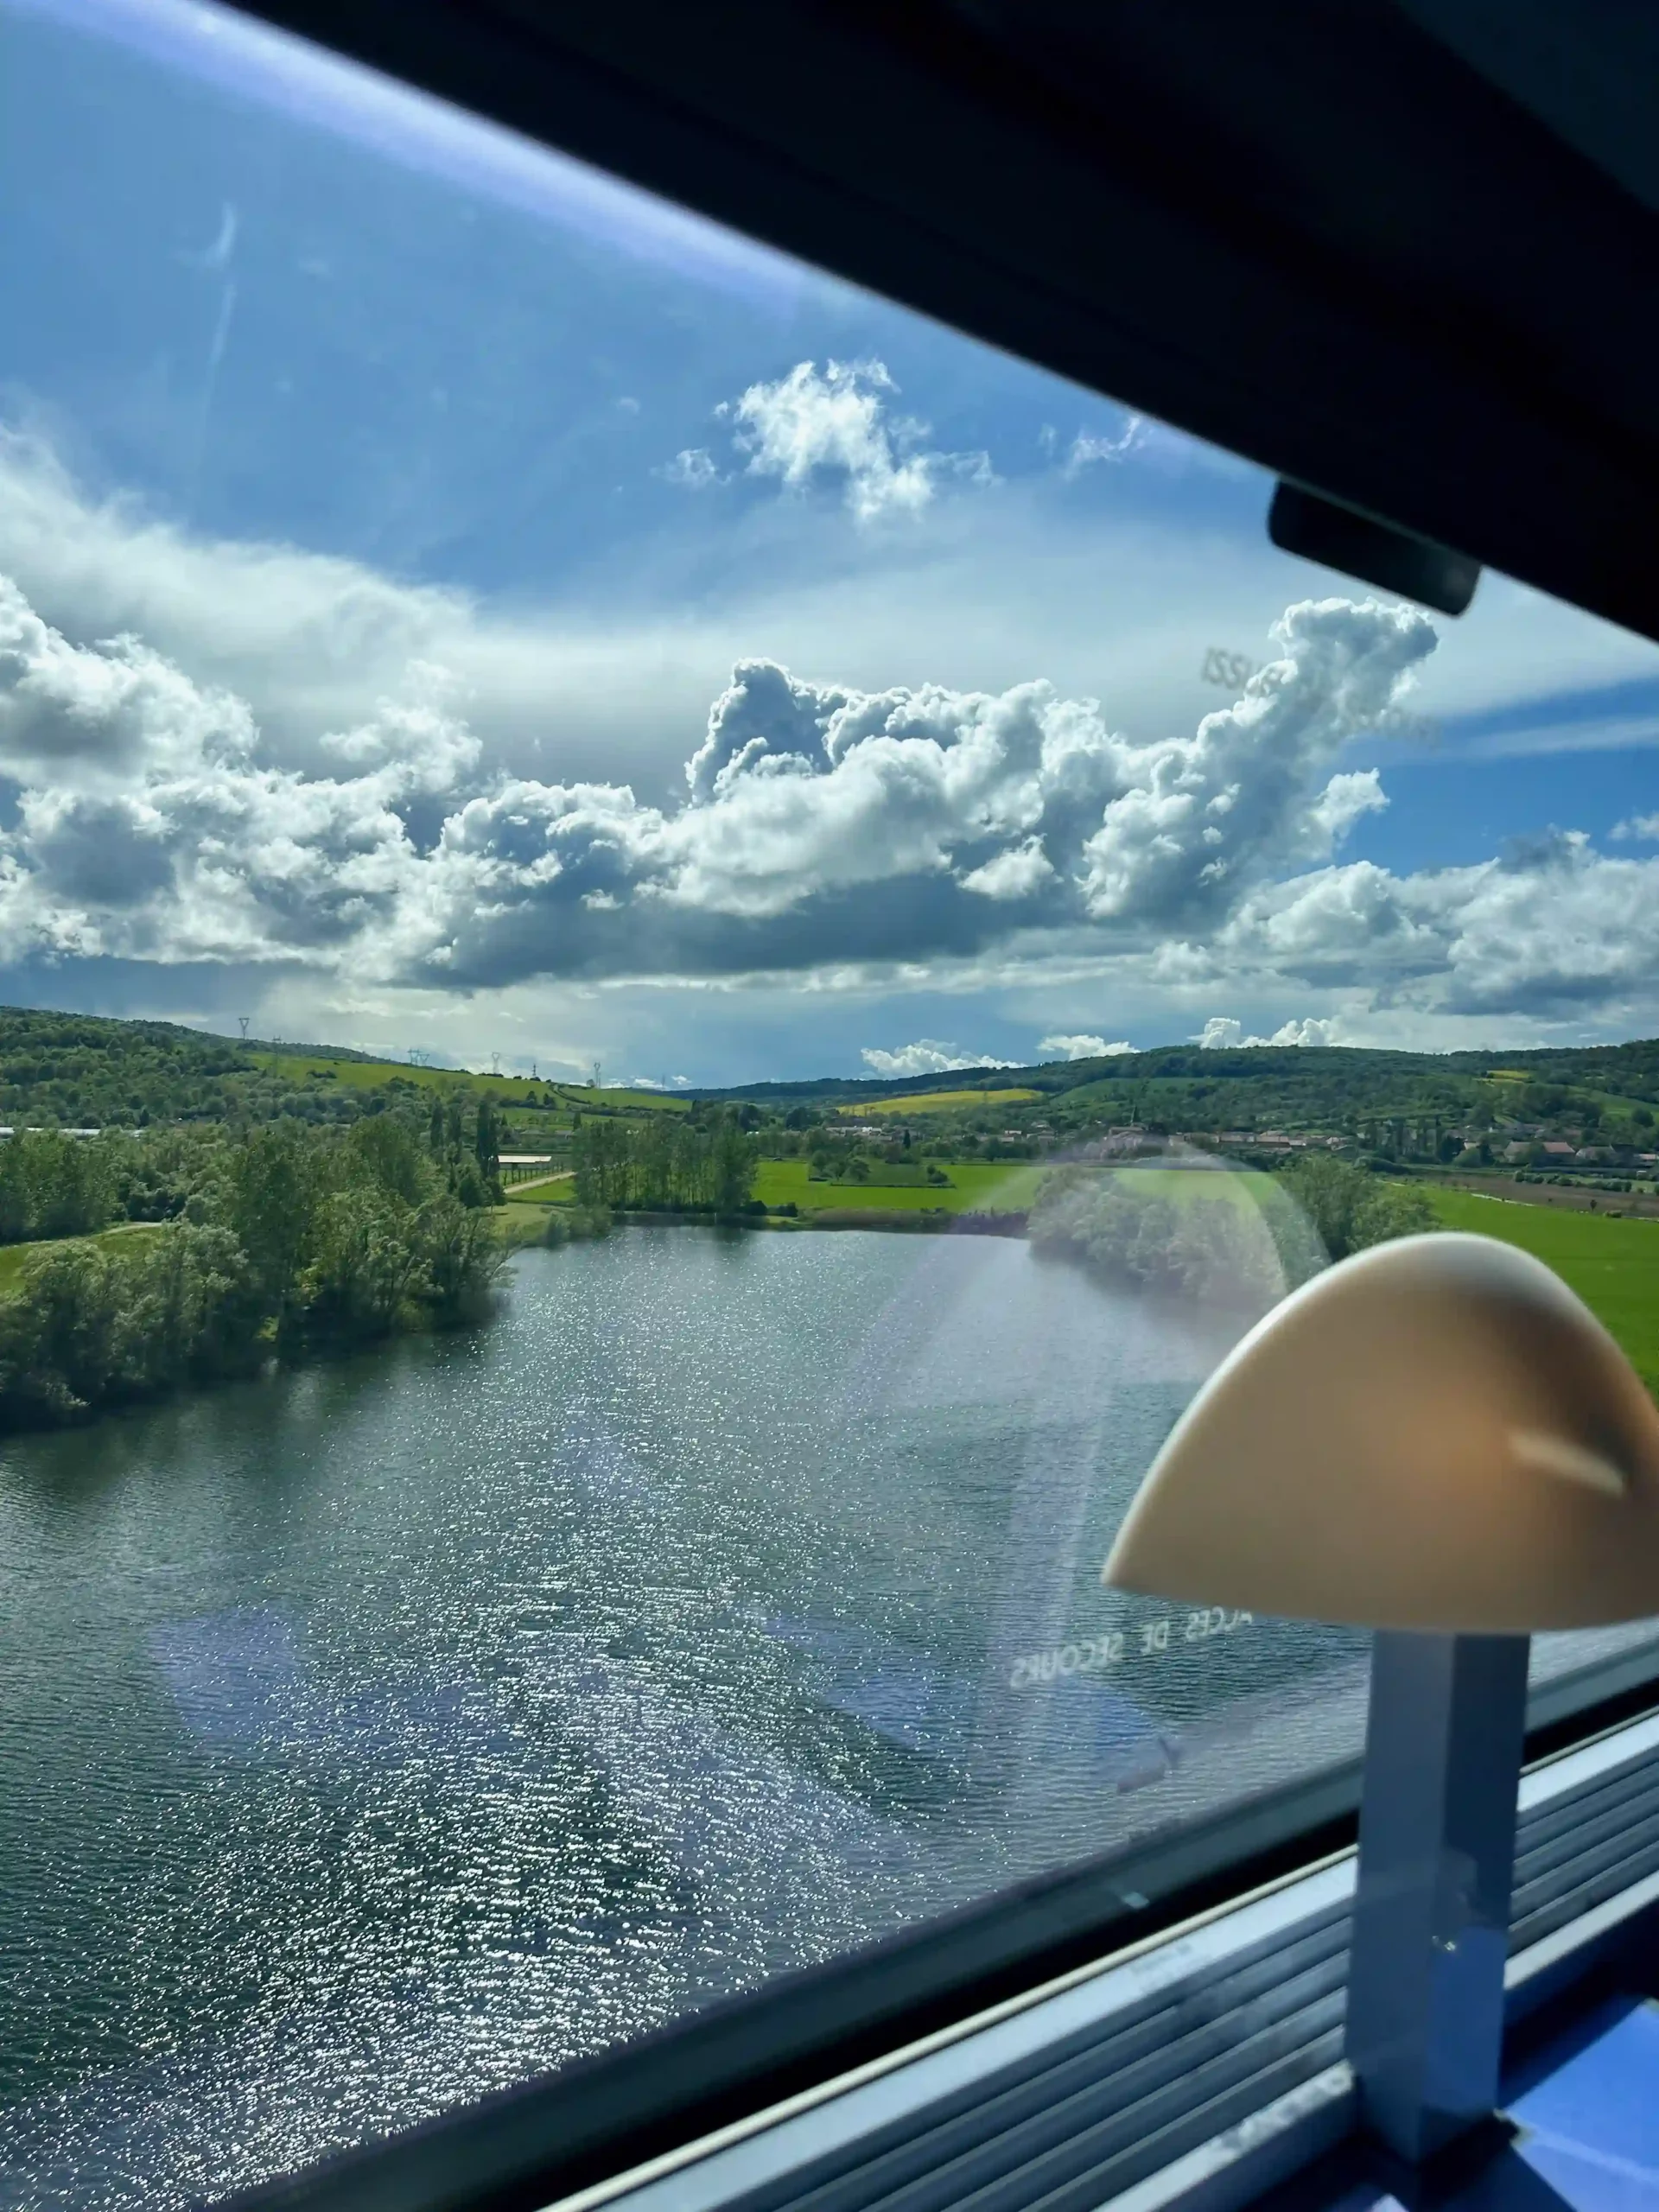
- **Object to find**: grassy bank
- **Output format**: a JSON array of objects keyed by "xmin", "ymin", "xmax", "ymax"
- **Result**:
[
  {"xmin": 753, "ymin": 1159, "xmax": 1050, "ymax": 1213},
  {"xmin": 507, "ymin": 1157, "xmax": 1287, "ymax": 1224},
  {"xmin": 0, "ymin": 1222, "xmax": 168, "ymax": 1295},
  {"xmin": 1420, "ymin": 1184, "xmax": 1659, "ymax": 1389},
  {"xmin": 504, "ymin": 1171, "xmax": 575, "ymax": 1203},
  {"xmin": 251, "ymin": 1050, "xmax": 686, "ymax": 1114}
]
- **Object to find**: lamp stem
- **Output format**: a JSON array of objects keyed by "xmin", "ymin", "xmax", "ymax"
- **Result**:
[{"xmin": 1344, "ymin": 1630, "xmax": 1530, "ymax": 2165}]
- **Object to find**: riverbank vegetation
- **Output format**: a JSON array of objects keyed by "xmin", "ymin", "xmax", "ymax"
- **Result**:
[
  {"xmin": 3, "ymin": 1001, "xmax": 1659, "ymax": 1417},
  {"xmin": 751, "ymin": 1159, "xmax": 1046, "ymax": 1215},
  {"xmin": 0, "ymin": 1122, "xmax": 505, "ymax": 1430},
  {"xmin": 570, "ymin": 1108, "xmax": 758, "ymax": 1214},
  {"xmin": 1028, "ymin": 1154, "xmax": 1434, "ymax": 1308}
]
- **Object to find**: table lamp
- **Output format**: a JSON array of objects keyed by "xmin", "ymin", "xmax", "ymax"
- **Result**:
[{"xmin": 1103, "ymin": 1232, "xmax": 1659, "ymax": 2167}]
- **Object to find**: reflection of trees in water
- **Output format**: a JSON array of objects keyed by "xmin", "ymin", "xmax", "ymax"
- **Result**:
[
  {"xmin": 798, "ymin": 1233, "xmax": 1337, "ymax": 1809},
  {"xmin": 0, "ymin": 1231, "xmax": 1387, "ymax": 2202},
  {"xmin": 1029, "ymin": 1167, "xmax": 1298, "ymax": 1314},
  {"xmin": 1028, "ymin": 1155, "xmax": 1436, "ymax": 1313},
  {"xmin": 799, "ymin": 1225, "xmax": 1380, "ymax": 1830}
]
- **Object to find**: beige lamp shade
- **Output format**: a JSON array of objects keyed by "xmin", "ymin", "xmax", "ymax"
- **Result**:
[{"xmin": 1103, "ymin": 1232, "xmax": 1659, "ymax": 1632}]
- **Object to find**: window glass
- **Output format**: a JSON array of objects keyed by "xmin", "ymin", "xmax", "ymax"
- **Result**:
[{"xmin": 3, "ymin": 1, "xmax": 1659, "ymax": 2202}]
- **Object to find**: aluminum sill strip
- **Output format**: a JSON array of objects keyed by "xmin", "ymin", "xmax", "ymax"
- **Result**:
[{"xmin": 556, "ymin": 1708, "xmax": 1659, "ymax": 2212}]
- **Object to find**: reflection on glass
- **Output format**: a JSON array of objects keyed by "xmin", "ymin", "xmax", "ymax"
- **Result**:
[{"xmin": 3, "ymin": 0, "xmax": 1659, "ymax": 2202}]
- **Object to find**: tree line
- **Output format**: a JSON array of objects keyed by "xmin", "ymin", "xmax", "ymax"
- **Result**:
[
  {"xmin": 571, "ymin": 1109, "xmax": 757, "ymax": 1214},
  {"xmin": 1028, "ymin": 1154, "xmax": 1433, "ymax": 1308},
  {"xmin": 0, "ymin": 1119, "xmax": 505, "ymax": 1432}
]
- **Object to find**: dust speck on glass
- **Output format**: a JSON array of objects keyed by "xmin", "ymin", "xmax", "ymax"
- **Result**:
[{"xmin": 3, "ymin": 0, "xmax": 1659, "ymax": 2203}]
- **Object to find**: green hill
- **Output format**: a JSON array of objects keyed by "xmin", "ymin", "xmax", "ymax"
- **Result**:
[
  {"xmin": 0, "ymin": 1009, "xmax": 687, "ymax": 1129},
  {"xmin": 696, "ymin": 1039, "xmax": 1659, "ymax": 1138},
  {"xmin": 3, "ymin": 1001, "xmax": 1658, "ymax": 1147}
]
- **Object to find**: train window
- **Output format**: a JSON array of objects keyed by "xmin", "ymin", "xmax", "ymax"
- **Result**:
[{"xmin": 3, "ymin": 1, "xmax": 1659, "ymax": 2202}]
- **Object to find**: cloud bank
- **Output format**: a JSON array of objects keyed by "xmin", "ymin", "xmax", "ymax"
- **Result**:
[
  {"xmin": 1039, "ymin": 1033, "xmax": 1134, "ymax": 1060},
  {"xmin": 0, "ymin": 576, "xmax": 1434, "ymax": 988},
  {"xmin": 1198, "ymin": 1016, "xmax": 1342, "ymax": 1050},
  {"xmin": 860, "ymin": 1040, "xmax": 1020, "ymax": 1077},
  {"xmin": 3, "ymin": 464, "xmax": 1659, "ymax": 1046}
]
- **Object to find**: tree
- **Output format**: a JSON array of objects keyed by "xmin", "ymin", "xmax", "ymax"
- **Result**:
[
  {"xmin": 114, "ymin": 1224, "xmax": 264, "ymax": 1392},
  {"xmin": 709, "ymin": 1112, "xmax": 756, "ymax": 1214},
  {"xmin": 1028, "ymin": 1173, "xmax": 1284, "ymax": 1310},
  {"xmin": 224, "ymin": 1126, "xmax": 321, "ymax": 1319},
  {"xmin": 572, "ymin": 1117, "xmax": 630, "ymax": 1208},
  {"xmin": 350, "ymin": 1114, "xmax": 429, "ymax": 1206},
  {"xmin": 0, "ymin": 1241, "xmax": 124, "ymax": 1418},
  {"xmin": 634, "ymin": 1115, "xmax": 676, "ymax": 1209},
  {"xmin": 0, "ymin": 1109, "xmax": 505, "ymax": 1432},
  {"xmin": 298, "ymin": 1184, "xmax": 423, "ymax": 1341},
  {"xmin": 419, "ymin": 1193, "xmax": 510, "ymax": 1321},
  {"xmin": 1277, "ymin": 1154, "xmax": 1433, "ymax": 1262},
  {"xmin": 0, "ymin": 1132, "xmax": 115, "ymax": 1244},
  {"xmin": 474, "ymin": 1097, "xmax": 501, "ymax": 1185}
]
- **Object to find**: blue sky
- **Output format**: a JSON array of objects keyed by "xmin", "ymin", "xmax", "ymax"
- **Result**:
[{"xmin": 2, "ymin": 0, "xmax": 1657, "ymax": 1084}]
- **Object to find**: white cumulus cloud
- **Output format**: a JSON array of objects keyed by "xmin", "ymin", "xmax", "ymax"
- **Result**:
[
  {"xmin": 658, "ymin": 448, "xmax": 722, "ymax": 490},
  {"xmin": 0, "ymin": 563, "xmax": 1470, "ymax": 994},
  {"xmin": 960, "ymin": 837, "xmax": 1057, "ymax": 901},
  {"xmin": 1198, "ymin": 1015, "xmax": 1341, "ymax": 1049},
  {"xmin": 1077, "ymin": 597, "xmax": 1433, "ymax": 927},
  {"xmin": 6, "ymin": 465, "xmax": 1659, "ymax": 1049},
  {"xmin": 860, "ymin": 1040, "xmax": 1019, "ymax": 1077},
  {"xmin": 1217, "ymin": 832, "xmax": 1659, "ymax": 1023},
  {"xmin": 1039, "ymin": 1033, "xmax": 1134, "ymax": 1059},
  {"xmin": 1061, "ymin": 417, "xmax": 1147, "ymax": 476},
  {"xmin": 714, "ymin": 359, "xmax": 993, "ymax": 523}
]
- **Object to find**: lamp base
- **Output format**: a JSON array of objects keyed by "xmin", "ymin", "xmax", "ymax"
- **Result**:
[{"xmin": 1344, "ymin": 1630, "xmax": 1531, "ymax": 2164}]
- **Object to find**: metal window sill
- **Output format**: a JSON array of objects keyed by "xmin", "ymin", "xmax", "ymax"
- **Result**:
[{"xmin": 554, "ymin": 1706, "xmax": 1659, "ymax": 2212}]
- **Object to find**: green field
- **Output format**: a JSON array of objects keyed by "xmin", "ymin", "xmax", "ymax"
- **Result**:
[
  {"xmin": 514, "ymin": 1159, "xmax": 1286, "ymax": 1221},
  {"xmin": 807, "ymin": 1160, "xmax": 944, "ymax": 1186},
  {"xmin": 0, "ymin": 1222, "xmax": 167, "ymax": 1295},
  {"xmin": 845, "ymin": 1086, "xmax": 1043, "ymax": 1117},
  {"xmin": 249, "ymin": 1051, "xmax": 686, "ymax": 1113},
  {"xmin": 755, "ymin": 1159, "xmax": 1049, "ymax": 1213},
  {"xmin": 493, "ymin": 1203, "xmax": 559, "ymax": 1247},
  {"xmin": 1421, "ymin": 1185, "xmax": 1659, "ymax": 1389},
  {"xmin": 502, "ymin": 1170, "xmax": 575, "ymax": 1203}
]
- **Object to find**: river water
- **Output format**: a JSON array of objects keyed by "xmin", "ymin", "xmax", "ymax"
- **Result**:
[{"xmin": 0, "ymin": 1229, "xmax": 1643, "ymax": 2208}]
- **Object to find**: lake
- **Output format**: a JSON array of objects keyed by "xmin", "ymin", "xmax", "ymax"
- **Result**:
[{"xmin": 0, "ymin": 1228, "xmax": 1639, "ymax": 2208}]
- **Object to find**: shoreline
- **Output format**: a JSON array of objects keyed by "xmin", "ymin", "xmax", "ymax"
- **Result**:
[{"xmin": 531, "ymin": 1205, "xmax": 1033, "ymax": 1238}]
